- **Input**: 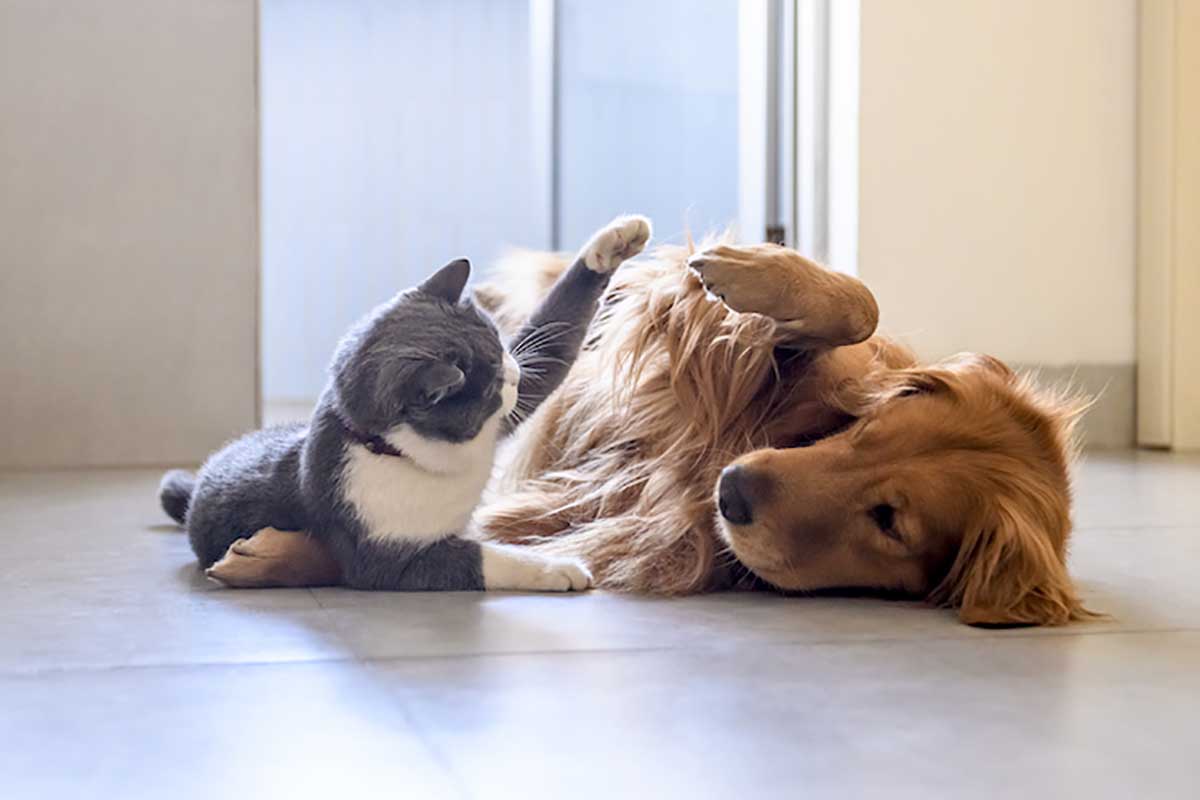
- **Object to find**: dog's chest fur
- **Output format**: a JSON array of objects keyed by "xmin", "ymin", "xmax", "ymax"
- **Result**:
[{"xmin": 340, "ymin": 420, "xmax": 500, "ymax": 543}]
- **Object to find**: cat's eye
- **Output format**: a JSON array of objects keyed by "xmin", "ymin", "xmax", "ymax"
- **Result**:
[{"xmin": 868, "ymin": 504, "xmax": 902, "ymax": 541}]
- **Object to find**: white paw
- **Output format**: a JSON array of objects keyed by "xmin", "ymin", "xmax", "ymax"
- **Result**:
[
  {"xmin": 481, "ymin": 544, "xmax": 594, "ymax": 592},
  {"xmin": 578, "ymin": 214, "xmax": 652, "ymax": 273},
  {"xmin": 523, "ymin": 556, "xmax": 593, "ymax": 592}
]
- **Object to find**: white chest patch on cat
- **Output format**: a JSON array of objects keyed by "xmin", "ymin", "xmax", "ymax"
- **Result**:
[{"xmin": 341, "ymin": 415, "xmax": 502, "ymax": 543}]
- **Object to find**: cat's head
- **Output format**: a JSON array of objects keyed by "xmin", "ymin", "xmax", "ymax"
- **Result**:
[{"xmin": 329, "ymin": 259, "xmax": 519, "ymax": 444}]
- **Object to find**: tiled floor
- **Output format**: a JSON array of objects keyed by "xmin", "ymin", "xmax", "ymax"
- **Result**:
[{"xmin": 2, "ymin": 452, "xmax": 1198, "ymax": 799}]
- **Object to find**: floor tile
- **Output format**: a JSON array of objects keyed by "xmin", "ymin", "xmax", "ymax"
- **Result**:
[
  {"xmin": 377, "ymin": 632, "xmax": 1200, "ymax": 800},
  {"xmin": 0, "ymin": 469, "xmax": 335, "ymax": 672},
  {"xmin": 2, "ymin": 453, "xmax": 1199, "ymax": 798},
  {"xmin": 313, "ymin": 589, "xmax": 973, "ymax": 662},
  {"xmin": 1073, "ymin": 451, "xmax": 1200, "ymax": 529},
  {"xmin": 1068, "ymin": 527, "xmax": 1200, "ymax": 631},
  {"xmin": 0, "ymin": 661, "xmax": 463, "ymax": 799}
]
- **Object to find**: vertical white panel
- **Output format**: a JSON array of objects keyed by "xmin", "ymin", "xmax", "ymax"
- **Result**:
[
  {"xmin": 1170, "ymin": 0, "xmax": 1200, "ymax": 449},
  {"xmin": 794, "ymin": 0, "xmax": 829, "ymax": 261},
  {"xmin": 0, "ymin": 0, "xmax": 258, "ymax": 467},
  {"xmin": 529, "ymin": 0, "xmax": 557, "ymax": 249},
  {"xmin": 825, "ymin": 0, "xmax": 859, "ymax": 275},
  {"xmin": 261, "ymin": 0, "xmax": 546, "ymax": 403},
  {"xmin": 1137, "ymin": 0, "xmax": 1176, "ymax": 446},
  {"xmin": 737, "ymin": 0, "xmax": 770, "ymax": 244}
]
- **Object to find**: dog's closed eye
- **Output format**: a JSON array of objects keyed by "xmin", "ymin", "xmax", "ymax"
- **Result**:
[{"xmin": 868, "ymin": 504, "xmax": 902, "ymax": 540}]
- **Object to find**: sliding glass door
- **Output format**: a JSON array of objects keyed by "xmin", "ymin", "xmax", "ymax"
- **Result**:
[
  {"xmin": 554, "ymin": 0, "xmax": 741, "ymax": 247},
  {"xmin": 259, "ymin": 0, "xmax": 797, "ymax": 412}
]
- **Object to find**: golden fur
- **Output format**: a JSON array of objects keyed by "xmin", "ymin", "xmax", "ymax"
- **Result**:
[
  {"xmin": 480, "ymin": 240, "xmax": 789, "ymax": 593},
  {"xmin": 480, "ymin": 240, "xmax": 1092, "ymax": 624},
  {"xmin": 211, "ymin": 238, "xmax": 1093, "ymax": 626}
]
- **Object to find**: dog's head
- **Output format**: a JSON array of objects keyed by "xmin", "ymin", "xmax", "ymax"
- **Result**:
[{"xmin": 715, "ymin": 353, "xmax": 1091, "ymax": 626}]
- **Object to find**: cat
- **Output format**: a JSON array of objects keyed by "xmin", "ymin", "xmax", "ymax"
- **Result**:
[{"xmin": 159, "ymin": 215, "xmax": 651, "ymax": 591}]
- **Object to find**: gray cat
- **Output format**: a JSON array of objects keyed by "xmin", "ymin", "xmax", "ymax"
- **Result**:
[{"xmin": 159, "ymin": 215, "xmax": 651, "ymax": 591}]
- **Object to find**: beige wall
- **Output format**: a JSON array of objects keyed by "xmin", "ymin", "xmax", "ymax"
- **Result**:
[
  {"xmin": 858, "ymin": 0, "xmax": 1136, "ymax": 368},
  {"xmin": 0, "ymin": 1, "xmax": 258, "ymax": 468}
]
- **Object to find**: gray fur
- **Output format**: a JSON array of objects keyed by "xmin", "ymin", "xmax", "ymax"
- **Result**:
[
  {"xmin": 504, "ymin": 259, "xmax": 610, "ymax": 431},
  {"xmin": 161, "ymin": 250, "xmax": 618, "ymax": 591},
  {"xmin": 158, "ymin": 469, "xmax": 195, "ymax": 525}
]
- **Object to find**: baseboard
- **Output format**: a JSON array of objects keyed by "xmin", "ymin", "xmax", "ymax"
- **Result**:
[{"xmin": 1013, "ymin": 363, "xmax": 1136, "ymax": 449}]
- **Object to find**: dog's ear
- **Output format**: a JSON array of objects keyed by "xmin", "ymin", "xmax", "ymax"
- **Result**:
[
  {"xmin": 931, "ymin": 499, "xmax": 1088, "ymax": 627},
  {"xmin": 472, "ymin": 282, "xmax": 504, "ymax": 314},
  {"xmin": 939, "ymin": 352, "xmax": 1016, "ymax": 381}
]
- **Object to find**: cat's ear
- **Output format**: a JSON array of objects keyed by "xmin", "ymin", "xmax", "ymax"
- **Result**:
[
  {"xmin": 410, "ymin": 362, "xmax": 466, "ymax": 408},
  {"xmin": 418, "ymin": 258, "xmax": 471, "ymax": 303}
]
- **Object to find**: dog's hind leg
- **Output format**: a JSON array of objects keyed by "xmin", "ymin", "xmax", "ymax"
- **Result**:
[
  {"xmin": 687, "ymin": 243, "xmax": 879, "ymax": 349},
  {"xmin": 475, "ymin": 487, "xmax": 578, "ymax": 545}
]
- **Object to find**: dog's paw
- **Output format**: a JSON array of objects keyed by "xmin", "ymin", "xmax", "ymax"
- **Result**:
[
  {"xmin": 687, "ymin": 244, "xmax": 786, "ymax": 317},
  {"xmin": 481, "ymin": 544, "xmax": 594, "ymax": 592},
  {"xmin": 205, "ymin": 527, "xmax": 340, "ymax": 588},
  {"xmin": 205, "ymin": 536, "xmax": 278, "ymax": 588},
  {"xmin": 578, "ymin": 214, "xmax": 652, "ymax": 273}
]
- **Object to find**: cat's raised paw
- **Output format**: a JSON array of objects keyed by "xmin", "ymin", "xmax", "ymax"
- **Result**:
[{"xmin": 579, "ymin": 214, "xmax": 652, "ymax": 273}]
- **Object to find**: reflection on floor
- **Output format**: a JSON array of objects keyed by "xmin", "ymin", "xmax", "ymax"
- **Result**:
[{"xmin": 2, "ymin": 451, "xmax": 1198, "ymax": 798}]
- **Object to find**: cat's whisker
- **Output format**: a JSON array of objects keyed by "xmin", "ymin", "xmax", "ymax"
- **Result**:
[
  {"xmin": 510, "ymin": 321, "xmax": 574, "ymax": 358},
  {"xmin": 514, "ymin": 355, "xmax": 569, "ymax": 380},
  {"xmin": 516, "ymin": 353, "xmax": 570, "ymax": 368}
]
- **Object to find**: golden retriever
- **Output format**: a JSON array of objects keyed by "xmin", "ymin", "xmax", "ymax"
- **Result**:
[{"xmin": 210, "ymin": 239, "xmax": 1092, "ymax": 626}]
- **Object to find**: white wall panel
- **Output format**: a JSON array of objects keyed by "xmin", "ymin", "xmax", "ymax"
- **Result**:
[{"xmin": 0, "ymin": 0, "xmax": 258, "ymax": 468}]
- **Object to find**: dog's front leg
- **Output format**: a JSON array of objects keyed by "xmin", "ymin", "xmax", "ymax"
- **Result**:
[{"xmin": 687, "ymin": 243, "xmax": 878, "ymax": 349}]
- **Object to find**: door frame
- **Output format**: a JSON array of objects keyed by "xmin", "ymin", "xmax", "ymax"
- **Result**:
[
  {"xmin": 534, "ymin": 0, "xmax": 808, "ymax": 251},
  {"xmin": 1137, "ymin": 0, "xmax": 1200, "ymax": 450}
]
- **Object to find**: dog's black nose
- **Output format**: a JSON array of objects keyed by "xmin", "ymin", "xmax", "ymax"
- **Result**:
[{"xmin": 718, "ymin": 465, "xmax": 754, "ymax": 525}]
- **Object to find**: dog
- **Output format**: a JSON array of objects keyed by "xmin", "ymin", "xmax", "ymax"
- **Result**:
[{"xmin": 208, "ymin": 238, "xmax": 1093, "ymax": 627}]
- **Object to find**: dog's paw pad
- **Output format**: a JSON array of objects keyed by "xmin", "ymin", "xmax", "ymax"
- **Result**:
[
  {"xmin": 685, "ymin": 247, "xmax": 770, "ymax": 314},
  {"xmin": 204, "ymin": 528, "xmax": 314, "ymax": 588},
  {"xmin": 580, "ymin": 215, "xmax": 652, "ymax": 273},
  {"xmin": 205, "ymin": 543, "xmax": 271, "ymax": 588}
]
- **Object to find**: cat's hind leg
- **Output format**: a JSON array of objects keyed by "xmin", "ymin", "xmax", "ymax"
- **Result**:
[{"xmin": 687, "ymin": 243, "xmax": 879, "ymax": 348}]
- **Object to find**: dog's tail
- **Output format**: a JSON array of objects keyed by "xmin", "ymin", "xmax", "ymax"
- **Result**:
[{"xmin": 159, "ymin": 469, "xmax": 196, "ymax": 525}]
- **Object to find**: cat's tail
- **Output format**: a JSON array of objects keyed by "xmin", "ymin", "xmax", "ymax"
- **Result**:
[{"xmin": 159, "ymin": 469, "xmax": 196, "ymax": 525}]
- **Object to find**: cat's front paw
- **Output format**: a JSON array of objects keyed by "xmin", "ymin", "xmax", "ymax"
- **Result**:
[
  {"xmin": 535, "ymin": 556, "xmax": 594, "ymax": 592},
  {"xmin": 579, "ymin": 214, "xmax": 652, "ymax": 273},
  {"xmin": 481, "ymin": 543, "xmax": 594, "ymax": 592}
]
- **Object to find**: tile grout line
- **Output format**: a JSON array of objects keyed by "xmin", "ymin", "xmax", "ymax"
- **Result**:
[{"xmin": 4, "ymin": 624, "xmax": 1198, "ymax": 680}]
